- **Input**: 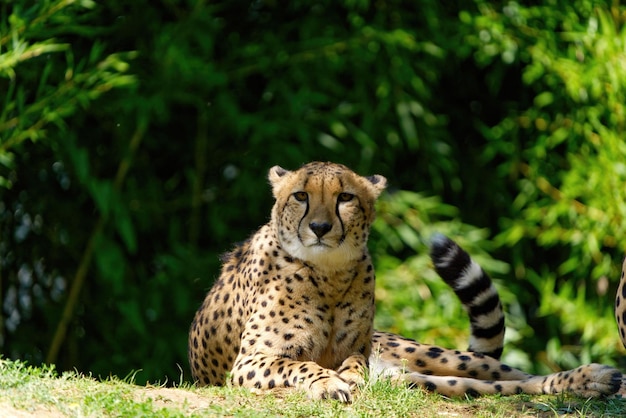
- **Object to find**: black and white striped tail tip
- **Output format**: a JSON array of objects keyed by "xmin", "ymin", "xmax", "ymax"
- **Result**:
[
  {"xmin": 429, "ymin": 234, "xmax": 471, "ymax": 284},
  {"xmin": 429, "ymin": 234, "xmax": 505, "ymax": 359},
  {"xmin": 429, "ymin": 233, "xmax": 455, "ymax": 258}
]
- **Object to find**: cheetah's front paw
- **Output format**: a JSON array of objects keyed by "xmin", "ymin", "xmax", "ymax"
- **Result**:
[
  {"xmin": 307, "ymin": 374, "xmax": 353, "ymax": 403},
  {"xmin": 337, "ymin": 353, "xmax": 367, "ymax": 390}
]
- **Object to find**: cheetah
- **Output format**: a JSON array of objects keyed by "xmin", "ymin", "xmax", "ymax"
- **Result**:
[{"xmin": 188, "ymin": 161, "xmax": 621, "ymax": 402}]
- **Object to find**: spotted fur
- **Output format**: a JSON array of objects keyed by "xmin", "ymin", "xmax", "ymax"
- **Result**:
[{"xmin": 188, "ymin": 161, "xmax": 622, "ymax": 402}]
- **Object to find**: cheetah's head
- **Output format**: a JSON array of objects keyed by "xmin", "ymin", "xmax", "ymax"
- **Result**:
[{"xmin": 268, "ymin": 162, "xmax": 386, "ymax": 272}]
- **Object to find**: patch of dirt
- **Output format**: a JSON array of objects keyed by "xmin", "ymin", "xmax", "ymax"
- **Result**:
[
  {"xmin": 0, "ymin": 403, "xmax": 64, "ymax": 418},
  {"xmin": 433, "ymin": 403, "xmax": 480, "ymax": 418},
  {"xmin": 133, "ymin": 387, "xmax": 216, "ymax": 412}
]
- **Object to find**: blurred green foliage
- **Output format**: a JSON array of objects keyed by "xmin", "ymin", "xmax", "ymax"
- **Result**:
[{"xmin": 1, "ymin": 0, "xmax": 625, "ymax": 384}]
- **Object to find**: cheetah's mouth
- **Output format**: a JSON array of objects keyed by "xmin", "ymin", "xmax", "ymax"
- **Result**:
[
  {"xmin": 307, "ymin": 234, "xmax": 346, "ymax": 248},
  {"xmin": 299, "ymin": 233, "xmax": 344, "ymax": 249},
  {"xmin": 312, "ymin": 240, "xmax": 331, "ymax": 247},
  {"xmin": 303, "ymin": 236, "xmax": 335, "ymax": 249}
]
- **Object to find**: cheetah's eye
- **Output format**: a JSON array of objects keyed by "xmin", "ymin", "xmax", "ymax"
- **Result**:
[
  {"xmin": 338, "ymin": 193, "xmax": 354, "ymax": 202},
  {"xmin": 293, "ymin": 192, "xmax": 308, "ymax": 202}
]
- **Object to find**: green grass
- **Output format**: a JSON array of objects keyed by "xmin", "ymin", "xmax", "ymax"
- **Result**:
[{"xmin": 1, "ymin": 359, "xmax": 625, "ymax": 417}]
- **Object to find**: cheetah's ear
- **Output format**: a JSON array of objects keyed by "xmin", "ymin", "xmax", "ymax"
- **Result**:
[
  {"xmin": 268, "ymin": 165, "xmax": 290, "ymax": 184},
  {"xmin": 269, "ymin": 165, "xmax": 289, "ymax": 181},
  {"xmin": 366, "ymin": 174, "xmax": 387, "ymax": 198},
  {"xmin": 268, "ymin": 165, "xmax": 292, "ymax": 197}
]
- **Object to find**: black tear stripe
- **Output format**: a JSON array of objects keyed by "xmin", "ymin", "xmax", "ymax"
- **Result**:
[
  {"xmin": 334, "ymin": 198, "xmax": 346, "ymax": 241},
  {"xmin": 430, "ymin": 235, "xmax": 505, "ymax": 359},
  {"xmin": 296, "ymin": 197, "xmax": 310, "ymax": 243}
]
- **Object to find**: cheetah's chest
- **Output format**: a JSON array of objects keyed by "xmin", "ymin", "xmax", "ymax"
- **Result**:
[{"xmin": 247, "ymin": 261, "xmax": 375, "ymax": 369}]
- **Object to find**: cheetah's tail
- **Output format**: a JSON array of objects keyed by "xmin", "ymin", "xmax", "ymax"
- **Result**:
[
  {"xmin": 615, "ymin": 257, "xmax": 626, "ymax": 349},
  {"xmin": 429, "ymin": 234, "xmax": 505, "ymax": 360}
]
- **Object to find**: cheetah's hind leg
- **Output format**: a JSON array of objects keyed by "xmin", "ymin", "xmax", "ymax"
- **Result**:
[{"xmin": 396, "ymin": 363, "xmax": 622, "ymax": 398}]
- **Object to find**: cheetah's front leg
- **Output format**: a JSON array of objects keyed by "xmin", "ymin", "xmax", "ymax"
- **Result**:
[{"xmin": 230, "ymin": 354, "xmax": 361, "ymax": 402}]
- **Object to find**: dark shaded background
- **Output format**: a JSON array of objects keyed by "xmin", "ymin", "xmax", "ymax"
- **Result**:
[{"xmin": 1, "ymin": 0, "xmax": 625, "ymax": 384}]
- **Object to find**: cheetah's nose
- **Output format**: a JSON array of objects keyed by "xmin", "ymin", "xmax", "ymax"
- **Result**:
[{"xmin": 309, "ymin": 222, "xmax": 332, "ymax": 238}]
